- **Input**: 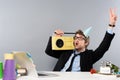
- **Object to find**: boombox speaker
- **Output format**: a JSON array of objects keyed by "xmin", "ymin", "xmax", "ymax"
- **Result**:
[{"xmin": 52, "ymin": 36, "xmax": 74, "ymax": 50}]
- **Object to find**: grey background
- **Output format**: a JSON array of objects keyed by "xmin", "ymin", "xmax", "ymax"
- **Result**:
[{"xmin": 0, "ymin": 0, "xmax": 120, "ymax": 71}]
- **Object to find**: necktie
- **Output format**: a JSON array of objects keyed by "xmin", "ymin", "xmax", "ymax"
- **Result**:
[{"xmin": 66, "ymin": 53, "xmax": 80, "ymax": 71}]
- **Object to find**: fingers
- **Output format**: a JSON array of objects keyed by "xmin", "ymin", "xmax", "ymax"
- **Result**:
[
  {"xmin": 54, "ymin": 29, "xmax": 64, "ymax": 36},
  {"xmin": 109, "ymin": 8, "xmax": 117, "ymax": 25},
  {"xmin": 109, "ymin": 8, "xmax": 113, "ymax": 17},
  {"xmin": 110, "ymin": 8, "xmax": 116, "ymax": 17}
]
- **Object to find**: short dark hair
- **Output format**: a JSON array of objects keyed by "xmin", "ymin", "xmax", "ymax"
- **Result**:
[
  {"xmin": 75, "ymin": 30, "xmax": 86, "ymax": 38},
  {"xmin": 74, "ymin": 30, "xmax": 89, "ymax": 41}
]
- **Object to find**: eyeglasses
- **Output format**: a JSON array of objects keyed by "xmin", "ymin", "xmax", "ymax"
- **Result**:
[{"xmin": 74, "ymin": 36, "xmax": 85, "ymax": 41}]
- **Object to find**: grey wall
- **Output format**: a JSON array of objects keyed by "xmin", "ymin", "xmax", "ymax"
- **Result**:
[{"xmin": 0, "ymin": 0, "xmax": 120, "ymax": 71}]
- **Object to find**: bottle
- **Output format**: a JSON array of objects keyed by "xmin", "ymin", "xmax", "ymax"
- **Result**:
[
  {"xmin": 3, "ymin": 53, "xmax": 16, "ymax": 80},
  {"xmin": 0, "ymin": 61, "xmax": 3, "ymax": 79}
]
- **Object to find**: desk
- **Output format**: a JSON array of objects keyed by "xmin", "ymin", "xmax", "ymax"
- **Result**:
[{"xmin": 17, "ymin": 71, "xmax": 120, "ymax": 80}]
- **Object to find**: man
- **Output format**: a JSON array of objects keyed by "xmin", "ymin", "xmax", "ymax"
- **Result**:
[{"xmin": 45, "ymin": 8, "xmax": 117, "ymax": 72}]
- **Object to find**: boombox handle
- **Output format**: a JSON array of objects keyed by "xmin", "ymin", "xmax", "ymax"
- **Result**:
[{"xmin": 64, "ymin": 32, "xmax": 75, "ymax": 34}]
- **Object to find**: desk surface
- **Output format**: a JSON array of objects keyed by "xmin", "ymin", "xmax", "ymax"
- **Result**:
[{"xmin": 17, "ymin": 71, "xmax": 120, "ymax": 80}]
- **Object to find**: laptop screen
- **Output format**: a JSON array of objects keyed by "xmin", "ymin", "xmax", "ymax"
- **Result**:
[{"xmin": 13, "ymin": 51, "xmax": 38, "ymax": 77}]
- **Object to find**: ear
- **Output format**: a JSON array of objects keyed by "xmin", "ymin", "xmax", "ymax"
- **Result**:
[
  {"xmin": 85, "ymin": 39, "xmax": 89, "ymax": 47},
  {"xmin": 85, "ymin": 41, "xmax": 89, "ymax": 46}
]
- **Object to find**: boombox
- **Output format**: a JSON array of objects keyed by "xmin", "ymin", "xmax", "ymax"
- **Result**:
[{"xmin": 52, "ymin": 36, "xmax": 74, "ymax": 50}]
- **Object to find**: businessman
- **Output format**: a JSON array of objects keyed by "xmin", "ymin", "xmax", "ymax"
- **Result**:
[{"xmin": 45, "ymin": 8, "xmax": 117, "ymax": 72}]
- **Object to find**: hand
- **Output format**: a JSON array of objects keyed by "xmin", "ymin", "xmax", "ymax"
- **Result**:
[
  {"xmin": 54, "ymin": 29, "xmax": 64, "ymax": 37},
  {"xmin": 109, "ymin": 8, "xmax": 117, "ymax": 26}
]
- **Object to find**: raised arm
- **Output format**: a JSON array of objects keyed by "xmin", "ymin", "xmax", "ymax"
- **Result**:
[{"xmin": 92, "ymin": 8, "xmax": 117, "ymax": 63}]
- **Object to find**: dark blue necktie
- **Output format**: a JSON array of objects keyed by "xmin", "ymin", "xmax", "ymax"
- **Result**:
[{"xmin": 66, "ymin": 53, "xmax": 80, "ymax": 71}]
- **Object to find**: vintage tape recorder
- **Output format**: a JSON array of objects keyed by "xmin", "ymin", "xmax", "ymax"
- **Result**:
[{"xmin": 52, "ymin": 36, "xmax": 74, "ymax": 50}]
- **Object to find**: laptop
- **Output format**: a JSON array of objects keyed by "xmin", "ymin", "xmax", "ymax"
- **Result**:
[
  {"xmin": 13, "ymin": 51, "xmax": 38, "ymax": 77},
  {"xmin": 13, "ymin": 51, "xmax": 58, "ymax": 78}
]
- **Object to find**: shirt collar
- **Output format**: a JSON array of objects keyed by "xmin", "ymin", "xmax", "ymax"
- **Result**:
[{"xmin": 73, "ymin": 49, "xmax": 80, "ymax": 55}]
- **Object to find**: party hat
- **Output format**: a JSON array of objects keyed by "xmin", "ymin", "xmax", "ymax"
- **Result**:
[
  {"xmin": 83, "ymin": 27, "xmax": 92, "ymax": 37},
  {"xmin": 3, "ymin": 53, "xmax": 16, "ymax": 80}
]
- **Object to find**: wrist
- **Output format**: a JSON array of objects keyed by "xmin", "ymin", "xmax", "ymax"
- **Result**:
[{"xmin": 109, "ymin": 24, "xmax": 115, "ymax": 27}]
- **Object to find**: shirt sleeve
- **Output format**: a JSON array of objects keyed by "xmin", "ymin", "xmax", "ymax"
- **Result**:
[{"xmin": 107, "ymin": 27, "xmax": 114, "ymax": 34}]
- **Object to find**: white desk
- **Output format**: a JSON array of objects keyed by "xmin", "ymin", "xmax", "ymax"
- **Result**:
[{"xmin": 17, "ymin": 71, "xmax": 120, "ymax": 80}]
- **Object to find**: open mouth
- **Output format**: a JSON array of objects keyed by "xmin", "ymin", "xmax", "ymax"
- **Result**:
[{"xmin": 75, "ymin": 42, "xmax": 78, "ymax": 46}]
